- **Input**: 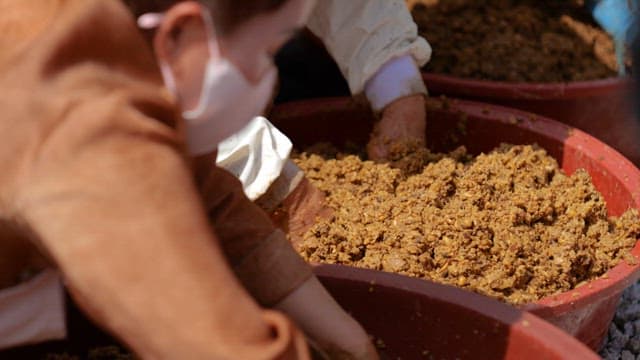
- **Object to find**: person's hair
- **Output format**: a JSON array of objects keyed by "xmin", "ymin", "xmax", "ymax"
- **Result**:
[{"xmin": 124, "ymin": 0, "xmax": 289, "ymax": 34}]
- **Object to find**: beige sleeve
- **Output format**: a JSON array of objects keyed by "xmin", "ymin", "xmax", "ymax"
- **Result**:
[
  {"xmin": 306, "ymin": 0, "xmax": 432, "ymax": 95},
  {"xmin": 0, "ymin": 1, "xmax": 310, "ymax": 359}
]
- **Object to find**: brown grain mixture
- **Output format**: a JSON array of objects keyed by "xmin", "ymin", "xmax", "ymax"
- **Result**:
[
  {"xmin": 294, "ymin": 144, "xmax": 640, "ymax": 304},
  {"xmin": 407, "ymin": 0, "xmax": 619, "ymax": 82}
]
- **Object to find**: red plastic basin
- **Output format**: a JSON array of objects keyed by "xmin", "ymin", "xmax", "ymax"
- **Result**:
[
  {"xmin": 422, "ymin": 74, "xmax": 640, "ymax": 165},
  {"xmin": 0, "ymin": 267, "xmax": 599, "ymax": 359},
  {"xmin": 316, "ymin": 265, "xmax": 598, "ymax": 359},
  {"xmin": 268, "ymin": 97, "xmax": 640, "ymax": 350}
]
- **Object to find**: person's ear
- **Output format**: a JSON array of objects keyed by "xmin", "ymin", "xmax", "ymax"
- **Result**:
[{"xmin": 152, "ymin": 1, "xmax": 207, "ymax": 70}]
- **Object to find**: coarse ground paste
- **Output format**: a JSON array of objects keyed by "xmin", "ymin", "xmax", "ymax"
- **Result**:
[
  {"xmin": 294, "ymin": 143, "xmax": 640, "ymax": 304},
  {"xmin": 407, "ymin": 0, "xmax": 619, "ymax": 82}
]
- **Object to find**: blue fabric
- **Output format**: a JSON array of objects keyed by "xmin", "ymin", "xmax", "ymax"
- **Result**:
[{"xmin": 589, "ymin": 0, "xmax": 639, "ymax": 74}]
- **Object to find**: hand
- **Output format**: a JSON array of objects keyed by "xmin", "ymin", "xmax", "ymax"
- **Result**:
[
  {"xmin": 367, "ymin": 94, "xmax": 427, "ymax": 162},
  {"xmin": 271, "ymin": 177, "xmax": 333, "ymax": 251},
  {"xmin": 275, "ymin": 276, "xmax": 380, "ymax": 360}
]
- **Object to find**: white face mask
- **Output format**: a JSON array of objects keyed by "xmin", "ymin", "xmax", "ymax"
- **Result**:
[{"xmin": 157, "ymin": 9, "xmax": 277, "ymax": 156}]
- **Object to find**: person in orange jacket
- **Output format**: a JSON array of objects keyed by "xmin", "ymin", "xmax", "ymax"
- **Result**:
[{"xmin": 0, "ymin": 0, "xmax": 377, "ymax": 358}]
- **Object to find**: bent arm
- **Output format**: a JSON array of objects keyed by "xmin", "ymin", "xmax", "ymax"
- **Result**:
[{"xmin": 1, "ymin": 1, "xmax": 309, "ymax": 358}]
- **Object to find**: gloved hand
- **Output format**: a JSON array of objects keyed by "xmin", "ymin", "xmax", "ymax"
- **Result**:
[
  {"xmin": 589, "ymin": 0, "xmax": 639, "ymax": 75},
  {"xmin": 274, "ymin": 276, "xmax": 380, "ymax": 360},
  {"xmin": 367, "ymin": 94, "xmax": 427, "ymax": 162},
  {"xmin": 270, "ymin": 177, "xmax": 334, "ymax": 252}
]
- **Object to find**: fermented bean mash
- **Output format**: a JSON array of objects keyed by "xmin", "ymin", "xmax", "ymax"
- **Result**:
[
  {"xmin": 294, "ymin": 143, "xmax": 640, "ymax": 304},
  {"xmin": 408, "ymin": 0, "xmax": 619, "ymax": 82}
]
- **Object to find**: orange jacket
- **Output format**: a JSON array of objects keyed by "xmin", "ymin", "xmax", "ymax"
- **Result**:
[{"xmin": 0, "ymin": 0, "xmax": 311, "ymax": 358}]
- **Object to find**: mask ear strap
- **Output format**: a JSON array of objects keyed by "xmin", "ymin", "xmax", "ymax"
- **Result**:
[
  {"xmin": 136, "ymin": 12, "xmax": 178, "ymax": 95},
  {"xmin": 137, "ymin": 12, "xmax": 164, "ymax": 29},
  {"xmin": 159, "ymin": 62, "xmax": 178, "ymax": 95},
  {"xmin": 199, "ymin": 5, "xmax": 222, "ymax": 59}
]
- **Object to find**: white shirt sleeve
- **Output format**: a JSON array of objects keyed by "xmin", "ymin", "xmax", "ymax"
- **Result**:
[
  {"xmin": 364, "ymin": 54, "xmax": 428, "ymax": 112},
  {"xmin": 307, "ymin": 0, "xmax": 431, "ymax": 100},
  {"xmin": 217, "ymin": 117, "xmax": 300, "ymax": 201},
  {"xmin": 0, "ymin": 269, "xmax": 66, "ymax": 350}
]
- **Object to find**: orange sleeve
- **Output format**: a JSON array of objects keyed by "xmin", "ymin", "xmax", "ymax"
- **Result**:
[{"xmin": 0, "ymin": 0, "xmax": 309, "ymax": 358}]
